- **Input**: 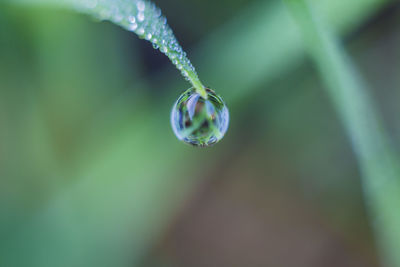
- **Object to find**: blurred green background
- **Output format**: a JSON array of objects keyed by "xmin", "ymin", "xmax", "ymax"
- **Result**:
[{"xmin": 0, "ymin": 0, "xmax": 399, "ymax": 266}]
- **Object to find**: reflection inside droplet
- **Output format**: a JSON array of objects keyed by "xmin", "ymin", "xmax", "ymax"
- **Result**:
[{"xmin": 171, "ymin": 88, "xmax": 229, "ymax": 147}]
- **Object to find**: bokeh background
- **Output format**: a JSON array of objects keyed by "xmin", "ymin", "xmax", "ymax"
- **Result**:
[{"xmin": 1, "ymin": 0, "xmax": 399, "ymax": 266}]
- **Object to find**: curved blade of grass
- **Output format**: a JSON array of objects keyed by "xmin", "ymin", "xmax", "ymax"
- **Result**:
[
  {"xmin": 15, "ymin": 0, "xmax": 207, "ymax": 98},
  {"xmin": 284, "ymin": 0, "xmax": 400, "ymax": 266}
]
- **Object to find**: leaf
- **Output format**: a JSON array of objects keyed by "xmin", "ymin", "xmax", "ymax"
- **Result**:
[
  {"xmin": 284, "ymin": 0, "xmax": 400, "ymax": 266},
  {"xmin": 78, "ymin": 0, "xmax": 207, "ymax": 96},
  {"xmin": 15, "ymin": 0, "xmax": 207, "ymax": 97}
]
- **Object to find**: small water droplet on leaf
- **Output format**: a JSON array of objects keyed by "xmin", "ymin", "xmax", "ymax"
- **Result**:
[
  {"xmin": 137, "ymin": 1, "xmax": 146, "ymax": 12},
  {"xmin": 128, "ymin": 16, "xmax": 136, "ymax": 23},
  {"xmin": 137, "ymin": 27, "xmax": 145, "ymax": 35},
  {"xmin": 129, "ymin": 23, "xmax": 138, "ymax": 31},
  {"xmin": 137, "ymin": 12, "xmax": 145, "ymax": 22}
]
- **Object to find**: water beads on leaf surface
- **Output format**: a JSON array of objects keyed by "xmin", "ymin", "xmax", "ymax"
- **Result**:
[{"xmin": 76, "ymin": 0, "xmax": 198, "ymax": 80}]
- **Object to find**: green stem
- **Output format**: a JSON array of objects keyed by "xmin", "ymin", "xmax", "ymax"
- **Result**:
[
  {"xmin": 284, "ymin": 0, "xmax": 400, "ymax": 266},
  {"xmin": 14, "ymin": 0, "xmax": 209, "ymax": 99},
  {"xmin": 187, "ymin": 71, "xmax": 207, "ymax": 98}
]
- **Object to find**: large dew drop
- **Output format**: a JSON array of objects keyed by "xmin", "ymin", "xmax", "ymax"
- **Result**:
[{"xmin": 171, "ymin": 88, "xmax": 229, "ymax": 147}]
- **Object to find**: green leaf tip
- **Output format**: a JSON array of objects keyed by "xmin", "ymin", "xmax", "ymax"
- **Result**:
[
  {"xmin": 81, "ymin": 0, "xmax": 207, "ymax": 95},
  {"xmin": 86, "ymin": 0, "xmax": 208, "ymax": 96},
  {"xmin": 20, "ymin": 0, "xmax": 207, "ymax": 97}
]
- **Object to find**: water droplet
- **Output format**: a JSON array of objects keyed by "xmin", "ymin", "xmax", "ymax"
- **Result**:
[
  {"xmin": 137, "ymin": 27, "xmax": 145, "ymax": 35},
  {"xmin": 137, "ymin": 12, "xmax": 145, "ymax": 22},
  {"xmin": 137, "ymin": 1, "xmax": 146, "ymax": 12},
  {"xmin": 128, "ymin": 16, "xmax": 136, "ymax": 24},
  {"xmin": 171, "ymin": 88, "xmax": 229, "ymax": 147},
  {"xmin": 129, "ymin": 23, "xmax": 138, "ymax": 31},
  {"xmin": 155, "ymin": 8, "xmax": 162, "ymax": 17}
]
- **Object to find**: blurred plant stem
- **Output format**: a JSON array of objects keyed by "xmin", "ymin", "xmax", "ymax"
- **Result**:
[{"xmin": 284, "ymin": 0, "xmax": 400, "ymax": 266}]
